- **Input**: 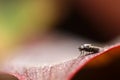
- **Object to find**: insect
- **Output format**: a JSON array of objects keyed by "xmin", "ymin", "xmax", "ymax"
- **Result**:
[{"xmin": 79, "ymin": 44, "xmax": 101, "ymax": 56}]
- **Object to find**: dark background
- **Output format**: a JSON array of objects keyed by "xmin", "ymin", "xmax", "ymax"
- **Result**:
[{"xmin": 57, "ymin": 0, "xmax": 120, "ymax": 43}]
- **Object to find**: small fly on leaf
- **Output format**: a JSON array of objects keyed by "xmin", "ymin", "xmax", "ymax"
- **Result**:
[{"xmin": 79, "ymin": 44, "xmax": 101, "ymax": 56}]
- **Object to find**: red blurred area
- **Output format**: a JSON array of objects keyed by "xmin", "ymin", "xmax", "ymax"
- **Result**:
[{"xmin": 75, "ymin": 0, "xmax": 120, "ymax": 40}]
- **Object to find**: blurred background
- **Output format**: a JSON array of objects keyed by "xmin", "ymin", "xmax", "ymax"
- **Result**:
[
  {"xmin": 58, "ymin": 0, "xmax": 120, "ymax": 43},
  {"xmin": 0, "ymin": 0, "xmax": 120, "ymax": 50},
  {"xmin": 0, "ymin": 0, "xmax": 120, "ymax": 80}
]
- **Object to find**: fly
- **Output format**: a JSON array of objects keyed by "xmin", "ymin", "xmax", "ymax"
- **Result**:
[{"xmin": 79, "ymin": 44, "xmax": 101, "ymax": 56}]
